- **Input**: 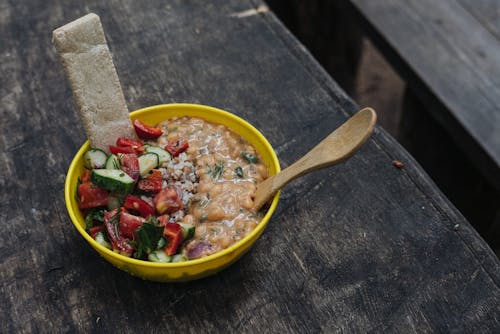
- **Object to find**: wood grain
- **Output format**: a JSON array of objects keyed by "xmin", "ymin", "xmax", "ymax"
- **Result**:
[
  {"xmin": 348, "ymin": 0, "xmax": 500, "ymax": 191},
  {"xmin": 0, "ymin": 0, "xmax": 499, "ymax": 333}
]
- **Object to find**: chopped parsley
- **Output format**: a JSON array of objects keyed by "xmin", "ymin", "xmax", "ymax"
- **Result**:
[
  {"xmin": 109, "ymin": 210, "xmax": 121, "ymax": 240},
  {"xmin": 208, "ymin": 161, "xmax": 225, "ymax": 179},
  {"xmin": 241, "ymin": 152, "xmax": 259, "ymax": 164},
  {"xmin": 235, "ymin": 166, "xmax": 244, "ymax": 178},
  {"xmin": 135, "ymin": 219, "xmax": 165, "ymax": 258},
  {"xmin": 84, "ymin": 208, "xmax": 105, "ymax": 232}
]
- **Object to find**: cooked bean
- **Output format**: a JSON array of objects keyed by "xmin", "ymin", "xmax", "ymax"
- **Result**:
[
  {"xmin": 241, "ymin": 197, "xmax": 254, "ymax": 210},
  {"xmin": 210, "ymin": 183, "xmax": 223, "ymax": 196},
  {"xmin": 206, "ymin": 205, "xmax": 225, "ymax": 221},
  {"xmin": 257, "ymin": 164, "xmax": 268, "ymax": 179},
  {"xmin": 197, "ymin": 182, "xmax": 212, "ymax": 193}
]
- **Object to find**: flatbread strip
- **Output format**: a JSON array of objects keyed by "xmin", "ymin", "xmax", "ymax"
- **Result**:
[{"xmin": 52, "ymin": 13, "xmax": 136, "ymax": 151}]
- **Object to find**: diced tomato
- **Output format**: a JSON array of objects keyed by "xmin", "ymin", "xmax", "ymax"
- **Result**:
[
  {"xmin": 133, "ymin": 119, "xmax": 163, "ymax": 140},
  {"xmin": 109, "ymin": 137, "xmax": 145, "ymax": 155},
  {"xmin": 123, "ymin": 195, "xmax": 155, "ymax": 218},
  {"xmin": 78, "ymin": 182, "xmax": 109, "ymax": 209},
  {"xmin": 120, "ymin": 153, "xmax": 140, "ymax": 181},
  {"xmin": 89, "ymin": 225, "xmax": 103, "ymax": 239},
  {"xmin": 104, "ymin": 209, "xmax": 134, "ymax": 256},
  {"xmin": 81, "ymin": 169, "xmax": 91, "ymax": 183},
  {"xmin": 119, "ymin": 210, "xmax": 145, "ymax": 239},
  {"xmin": 137, "ymin": 169, "xmax": 163, "ymax": 193},
  {"xmin": 116, "ymin": 137, "xmax": 143, "ymax": 148},
  {"xmin": 116, "ymin": 137, "xmax": 145, "ymax": 154},
  {"xmin": 165, "ymin": 138, "xmax": 189, "ymax": 157},
  {"xmin": 153, "ymin": 186, "xmax": 183, "ymax": 214},
  {"xmin": 109, "ymin": 145, "xmax": 136, "ymax": 155},
  {"xmin": 163, "ymin": 223, "xmax": 183, "ymax": 255},
  {"xmin": 157, "ymin": 214, "xmax": 170, "ymax": 226}
]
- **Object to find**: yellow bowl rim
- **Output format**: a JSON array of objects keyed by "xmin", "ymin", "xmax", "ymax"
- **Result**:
[{"xmin": 64, "ymin": 103, "xmax": 280, "ymax": 269}]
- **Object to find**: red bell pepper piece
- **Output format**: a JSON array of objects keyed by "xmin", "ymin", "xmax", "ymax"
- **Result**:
[
  {"xmin": 163, "ymin": 223, "xmax": 183, "ymax": 255},
  {"xmin": 110, "ymin": 137, "xmax": 145, "ymax": 155},
  {"xmin": 77, "ymin": 182, "xmax": 109, "ymax": 209},
  {"xmin": 137, "ymin": 169, "xmax": 163, "ymax": 193},
  {"xmin": 165, "ymin": 138, "xmax": 189, "ymax": 157},
  {"xmin": 109, "ymin": 145, "xmax": 136, "ymax": 155},
  {"xmin": 153, "ymin": 186, "xmax": 183, "ymax": 214},
  {"xmin": 123, "ymin": 195, "xmax": 155, "ymax": 218},
  {"xmin": 120, "ymin": 153, "xmax": 140, "ymax": 181},
  {"xmin": 133, "ymin": 119, "xmax": 163, "ymax": 140}
]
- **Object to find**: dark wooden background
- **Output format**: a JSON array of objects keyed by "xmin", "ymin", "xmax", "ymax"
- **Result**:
[{"xmin": 1, "ymin": 0, "xmax": 499, "ymax": 332}]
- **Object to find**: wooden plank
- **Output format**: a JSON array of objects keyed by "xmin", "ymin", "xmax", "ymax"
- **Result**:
[
  {"xmin": 349, "ymin": 0, "xmax": 500, "ymax": 190},
  {"xmin": 458, "ymin": 0, "xmax": 500, "ymax": 39},
  {"xmin": 0, "ymin": 0, "xmax": 499, "ymax": 332}
]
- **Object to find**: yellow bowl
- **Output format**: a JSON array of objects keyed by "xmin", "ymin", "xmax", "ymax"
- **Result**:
[{"xmin": 65, "ymin": 104, "xmax": 280, "ymax": 282}]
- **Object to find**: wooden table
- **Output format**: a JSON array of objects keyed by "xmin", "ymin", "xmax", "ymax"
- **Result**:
[{"xmin": 2, "ymin": 0, "xmax": 499, "ymax": 332}]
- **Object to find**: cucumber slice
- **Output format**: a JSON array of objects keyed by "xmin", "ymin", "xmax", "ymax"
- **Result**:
[
  {"xmin": 145, "ymin": 145, "xmax": 171, "ymax": 164},
  {"xmin": 105, "ymin": 154, "xmax": 121, "ymax": 170},
  {"xmin": 171, "ymin": 254, "xmax": 187, "ymax": 262},
  {"xmin": 83, "ymin": 149, "xmax": 108, "ymax": 169},
  {"xmin": 179, "ymin": 223, "xmax": 195, "ymax": 240},
  {"xmin": 148, "ymin": 250, "xmax": 172, "ymax": 263},
  {"xmin": 91, "ymin": 169, "xmax": 135, "ymax": 195},
  {"xmin": 138, "ymin": 153, "xmax": 159, "ymax": 177},
  {"xmin": 94, "ymin": 231, "xmax": 112, "ymax": 249}
]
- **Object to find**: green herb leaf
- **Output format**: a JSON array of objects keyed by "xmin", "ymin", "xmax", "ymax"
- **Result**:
[
  {"xmin": 107, "ymin": 210, "xmax": 121, "ymax": 240},
  {"xmin": 241, "ymin": 152, "xmax": 259, "ymax": 164},
  {"xmin": 235, "ymin": 166, "xmax": 244, "ymax": 178},
  {"xmin": 210, "ymin": 161, "xmax": 224, "ymax": 179},
  {"xmin": 114, "ymin": 222, "xmax": 120, "ymax": 240},
  {"xmin": 109, "ymin": 210, "xmax": 120, "ymax": 224},
  {"xmin": 84, "ymin": 208, "xmax": 105, "ymax": 232},
  {"xmin": 135, "ymin": 222, "xmax": 165, "ymax": 258}
]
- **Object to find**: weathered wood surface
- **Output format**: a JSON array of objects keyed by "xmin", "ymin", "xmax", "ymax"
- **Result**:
[
  {"xmin": 1, "ymin": 0, "xmax": 499, "ymax": 332},
  {"xmin": 348, "ymin": 0, "xmax": 500, "ymax": 192}
]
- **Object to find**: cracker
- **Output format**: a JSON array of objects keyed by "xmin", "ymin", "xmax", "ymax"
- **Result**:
[{"xmin": 52, "ymin": 13, "xmax": 136, "ymax": 151}]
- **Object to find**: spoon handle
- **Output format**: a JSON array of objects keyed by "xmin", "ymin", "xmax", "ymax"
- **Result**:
[{"xmin": 253, "ymin": 108, "xmax": 377, "ymax": 211}]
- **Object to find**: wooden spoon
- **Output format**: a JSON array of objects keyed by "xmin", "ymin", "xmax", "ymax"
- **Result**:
[{"xmin": 253, "ymin": 107, "xmax": 377, "ymax": 211}]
